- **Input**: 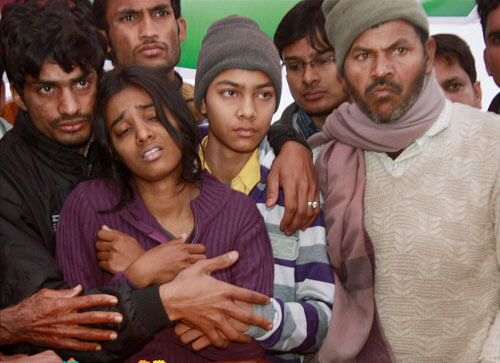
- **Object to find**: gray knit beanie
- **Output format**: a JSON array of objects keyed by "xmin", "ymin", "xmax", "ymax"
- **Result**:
[
  {"xmin": 194, "ymin": 15, "xmax": 282, "ymax": 111},
  {"xmin": 322, "ymin": 0, "xmax": 429, "ymax": 77}
]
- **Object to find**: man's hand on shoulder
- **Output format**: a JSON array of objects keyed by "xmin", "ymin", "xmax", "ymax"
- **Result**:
[{"xmin": 266, "ymin": 141, "xmax": 320, "ymax": 235}]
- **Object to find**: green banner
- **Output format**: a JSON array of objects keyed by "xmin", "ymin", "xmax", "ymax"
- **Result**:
[
  {"xmin": 179, "ymin": 0, "xmax": 477, "ymax": 69},
  {"xmin": 421, "ymin": 0, "xmax": 476, "ymax": 17},
  {"xmin": 179, "ymin": 0, "xmax": 298, "ymax": 69}
]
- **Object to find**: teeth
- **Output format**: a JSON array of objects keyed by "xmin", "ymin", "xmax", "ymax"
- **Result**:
[{"xmin": 143, "ymin": 147, "xmax": 160, "ymax": 158}]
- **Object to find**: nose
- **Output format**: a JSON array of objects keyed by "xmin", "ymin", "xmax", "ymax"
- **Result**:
[
  {"xmin": 136, "ymin": 122, "xmax": 154, "ymax": 144},
  {"xmin": 138, "ymin": 14, "xmax": 158, "ymax": 39},
  {"xmin": 58, "ymin": 88, "xmax": 80, "ymax": 116},
  {"xmin": 371, "ymin": 53, "xmax": 394, "ymax": 79},
  {"xmin": 237, "ymin": 95, "xmax": 257, "ymax": 120},
  {"xmin": 303, "ymin": 62, "xmax": 320, "ymax": 84}
]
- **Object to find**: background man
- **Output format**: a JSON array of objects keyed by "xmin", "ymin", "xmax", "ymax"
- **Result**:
[
  {"xmin": 311, "ymin": 0, "xmax": 500, "ymax": 361},
  {"xmin": 272, "ymin": 0, "xmax": 348, "ymax": 141},
  {"xmin": 477, "ymin": 0, "xmax": 500, "ymax": 113},
  {"xmin": 433, "ymin": 33, "xmax": 482, "ymax": 108},
  {"xmin": 0, "ymin": 1, "xmax": 271, "ymax": 360},
  {"xmin": 91, "ymin": 0, "xmax": 321, "ymax": 235}
]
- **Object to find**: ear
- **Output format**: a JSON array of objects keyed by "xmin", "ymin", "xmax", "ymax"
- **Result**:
[
  {"xmin": 10, "ymin": 83, "xmax": 28, "ymax": 112},
  {"xmin": 424, "ymin": 37, "xmax": 436, "ymax": 75},
  {"xmin": 338, "ymin": 74, "xmax": 352, "ymax": 102},
  {"xmin": 100, "ymin": 29, "xmax": 113, "ymax": 56},
  {"xmin": 200, "ymin": 98, "xmax": 207, "ymax": 115},
  {"xmin": 177, "ymin": 17, "xmax": 187, "ymax": 43},
  {"xmin": 473, "ymin": 80, "xmax": 482, "ymax": 109}
]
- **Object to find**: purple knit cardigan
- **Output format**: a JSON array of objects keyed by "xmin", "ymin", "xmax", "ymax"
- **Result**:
[{"xmin": 56, "ymin": 171, "xmax": 274, "ymax": 362}]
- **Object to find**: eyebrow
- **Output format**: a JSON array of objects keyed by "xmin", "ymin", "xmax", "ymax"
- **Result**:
[
  {"xmin": 487, "ymin": 31, "xmax": 500, "ymax": 40},
  {"xmin": 114, "ymin": 3, "xmax": 171, "ymax": 17},
  {"xmin": 136, "ymin": 103, "xmax": 154, "ymax": 110},
  {"xmin": 283, "ymin": 49, "xmax": 333, "ymax": 62},
  {"xmin": 351, "ymin": 38, "xmax": 411, "ymax": 54},
  {"xmin": 215, "ymin": 80, "xmax": 274, "ymax": 90},
  {"xmin": 110, "ymin": 103, "xmax": 154, "ymax": 129},
  {"xmin": 30, "ymin": 70, "xmax": 92, "ymax": 86},
  {"xmin": 110, "ymin": 111, "xmax": 125, "ymax": 129}
]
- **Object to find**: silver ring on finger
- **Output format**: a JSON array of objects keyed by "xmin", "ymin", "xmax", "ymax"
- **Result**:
[{"xmin": 307, "ymin": 201, "xmax": 318, "ymax": 209}]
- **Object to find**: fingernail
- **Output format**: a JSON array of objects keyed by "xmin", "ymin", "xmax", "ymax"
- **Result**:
[
  {"xmin": 109, "ymin": 297, "xmax": 118, "ymax": 304},
  {"xmin": 102, "ymin": 225, "xmax": 110, "ymax": 230},
  {"xmin": 110, "ymin": 332, "xmax": 117, "ymax": 340},
  {"xmin": 114, "ymin": 314, "xmax": 123, "ymax": 323},
  {"xmin": 228, "ymin": 251, "xmax": 236, "ymax": 260},
  {"xmin": 95, "ymin": 345, "xmax": 102, "ymax": 351}
]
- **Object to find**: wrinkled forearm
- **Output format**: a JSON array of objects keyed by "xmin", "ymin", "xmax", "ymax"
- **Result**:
[{"xmin": 0, "ymin": 304, "xmax": 25, "ymax": 345}]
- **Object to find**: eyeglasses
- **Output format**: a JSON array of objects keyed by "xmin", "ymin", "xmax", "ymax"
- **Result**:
[{"xmin": 282, "ymin": 55, "xmax": 336, "ymax": 75}]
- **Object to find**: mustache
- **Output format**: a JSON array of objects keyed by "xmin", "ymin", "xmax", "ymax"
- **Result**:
[
  {"xmin": 365, "ymin": 77, "xmax": 403, "ymax": 95},
  {"xmin": 135, "ymin": 38, "xmax": 167, "ymax": 50},
  {"xmin": 50, "ymin": 113, "xmax": 92, "ymax": 127}
]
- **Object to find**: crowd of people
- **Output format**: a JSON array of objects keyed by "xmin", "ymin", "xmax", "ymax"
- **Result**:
[{"xmin": 0, "ymin": 0, "xmax": 498, "ymax": 362}]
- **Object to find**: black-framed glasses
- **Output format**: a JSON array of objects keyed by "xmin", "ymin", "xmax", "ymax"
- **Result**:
[{"xmin": 282, "ymin": 55, "xmax": 336, "ymax": 75}]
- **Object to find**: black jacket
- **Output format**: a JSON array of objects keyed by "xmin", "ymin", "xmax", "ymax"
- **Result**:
[
  {"xmin": 489, "ymin": 92, "xmax": 500, "ymax": 115},
  {"xmin": 0, "ymin": 111, "xmax": 169, "ymax": 362}
]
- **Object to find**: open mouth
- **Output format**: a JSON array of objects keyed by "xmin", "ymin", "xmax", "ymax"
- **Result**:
[{"xmin": 143, "ymin": 147, "xmax": 162, "ymax": 160}]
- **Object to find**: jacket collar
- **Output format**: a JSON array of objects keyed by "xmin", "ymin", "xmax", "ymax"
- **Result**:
[{"xmin": 14, "ymin": 110, "xmax": 97, "ymax": 178}]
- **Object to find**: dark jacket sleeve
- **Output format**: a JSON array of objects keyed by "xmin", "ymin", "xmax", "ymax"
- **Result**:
[
  {"xmin": 0, "ymin": 172, "xmax": 170, "ymax": 362},
  {"xmin": 267, "ymin": 103, "xmax": 310, "ymax": 155}
]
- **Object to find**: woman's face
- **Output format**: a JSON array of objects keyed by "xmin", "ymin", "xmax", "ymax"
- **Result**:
[{"xmin": 105, "ymin": 85, "xmax": 183, "ymax": 183}]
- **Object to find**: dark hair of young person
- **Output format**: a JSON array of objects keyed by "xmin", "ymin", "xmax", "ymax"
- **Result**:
[
  {"xmin": 273, "ymin": 0, "xmax": 328, "ymax": 58},
  {"xmin": 433, "ymin": 33, "xmax": 477, "ymax": 83},
  {"xmin": 0, "ymin": 0, "xmax": 106, "ymax": 97},
  {"xmin": 94, "ymin": 65, "xmax": 201, "ymax": 211},
  {"xmin": 92, "ymin": 0, "xmax": 181, "ymax": 33},
  {"xmin": 476, "ymin": 0, "xmax": 500, "ymax": 35}
]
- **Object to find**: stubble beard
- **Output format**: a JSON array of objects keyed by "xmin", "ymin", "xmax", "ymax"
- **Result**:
[{"xmin": 346, "ymin": 61, "xmax": 426, "ymax": 124}]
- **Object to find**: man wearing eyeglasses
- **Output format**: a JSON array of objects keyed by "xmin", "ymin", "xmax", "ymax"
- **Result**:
[{"xmin": 272, "ymin": 0, "xmax": 348, "ymax": 141}]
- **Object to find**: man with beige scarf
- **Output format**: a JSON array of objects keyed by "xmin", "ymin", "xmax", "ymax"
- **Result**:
[{"xmin": 310, "ymin": 0, "xmax": 500, "ymax": 361}]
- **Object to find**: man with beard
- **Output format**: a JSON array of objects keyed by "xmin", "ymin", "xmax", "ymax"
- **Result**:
[
  {"xmin": 309, "ymin": 0, "xmax": 500, "ymax": 361},
  {"xmin": 0, "ymin": 1, "xmax": 273, "ymax": 361},
  {"xmin": 92, "ymin": 0, "xmax": 321, "ymax": 235},
  {"xmin": 272, "ymin": 0, "xmax": 348, "ymax": 142}
]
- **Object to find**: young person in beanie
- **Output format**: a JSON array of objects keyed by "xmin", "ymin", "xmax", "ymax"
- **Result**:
[
  {"xmin": 175, "ymin": 15, "xmax": 335, "ymax": 363},
  {"xmin": 310, "ymin": 0, "xmax": 500, "ymax": 361}
]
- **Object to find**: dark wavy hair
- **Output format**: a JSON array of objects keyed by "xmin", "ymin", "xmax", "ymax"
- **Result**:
[
  {"xmin": 94, "ymin": 65, "xmax": 201, "ymax": 211},
  {"xmin": 0, "ymin": 0, "xmax": 106, "ymax": 97},
  {"xmin": 433, "ymin": 33, "xmax": 477, "ymax": 84},
  {"xmin": 476, "ymin": 0, "xmax": 500, "ymax": 36},
  {"xmin": 274, "ymin": 0, "xmax": 329, "ymax": 59},
  {"xmin": 92, "ymin": 0, "xmax": 181, "ymax": 33}
]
